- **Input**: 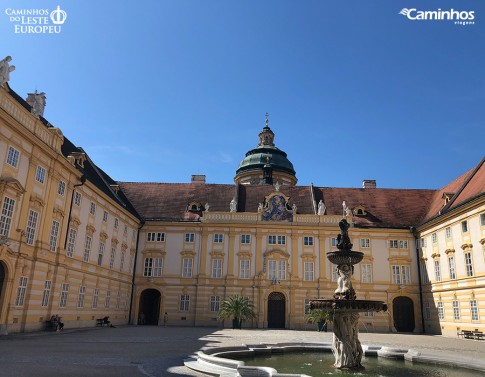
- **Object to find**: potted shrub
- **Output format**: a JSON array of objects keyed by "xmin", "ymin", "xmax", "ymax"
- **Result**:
[
  {"xmin": 306, "ymin": 308, "xmax": 331, "ymax": 332},
  {"xmin": 217, "ymin": 294, "xmax": 256, "ymax": 329}
]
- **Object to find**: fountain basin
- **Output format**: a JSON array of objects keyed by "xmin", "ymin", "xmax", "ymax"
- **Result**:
[
  {"xmin": 310, "ymin": 299, "xmax": 388, "ymax": 313},
  {"xmin": 326, "ymin": 250, "xmax": 364, "ymax": 265}
]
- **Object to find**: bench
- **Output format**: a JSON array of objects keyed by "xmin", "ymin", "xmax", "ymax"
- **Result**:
[
  {"xmin": 45, "ymin": 320, "xmax": 58, "ymax": 331},
  {"xmin": 474, "ymin": 331, "xmax": 484, "ymax": 340},
  {"xmin": 96, "ymin": 318, "xmax": 109, "ymax": 327},
  {"xmin": 457, "ymin": 330, "xmax": 483, "ymax": 340}
]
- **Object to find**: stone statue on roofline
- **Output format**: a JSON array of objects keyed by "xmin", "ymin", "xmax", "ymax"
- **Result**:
[
  {"xmin": 0, "ymin": 56, "xmax": 15, "ymax": 86},
  {"xmin": 230, "ymin": 198, "xmax": 237, "ymax": 212},
  {"xmin": 317, "ymin": 200, "xmax": 326, "ymax": 215}
]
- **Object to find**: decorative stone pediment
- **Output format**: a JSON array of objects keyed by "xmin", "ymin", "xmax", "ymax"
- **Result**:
[
  {"xmin": 70, "ymin": 217, "xmax": 81, "ymax": 229},
  {"xmin": 0, "ymin": 176, "xmax": 25, "ymax": 197},
  {"xmin": 180, "ymin": 250, "xmax": 196, "ymax": 257},
  {"xmin": 480, "ymin": 238, "xmax": 485, "ymax": 245},
  {"xmin": 86, "ymin": 224, "xmax": 96, "ymax": 236},
  {"xmin": 99, "ymin": 232, "xmax": 108, "ymax": 241},
  {"xmin": 29, "ymin": 194, "xmax": 45, "ymax": 209},
  {"xmin": 210, "ymin": 250, "xmax": 225, "ymax": 258},
  {"xmin": 121, "ymin": 242, "xmax": 128, "ymax": 251},
  {"xmin": 444, "ymin": 248, "xmax": 455, "ymax": 255},
  {"xmin": 461, "ymin": 243, "xmax": 473, "ymax": 250},
  {"xmin": 52, "ymin": 206, "xmax": 65, "ymax": 218},
  {"xmin": 431, "ymin": 252, "xmax": 440, "ymax": 259}
]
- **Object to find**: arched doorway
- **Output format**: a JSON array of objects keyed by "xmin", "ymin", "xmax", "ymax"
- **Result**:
[
  {"xmin": 393, "ymin": 296, "xmax": 415, "ymax": 332},
  {"xmin": 139, "ymin": 289, "xmax": 161, "ymax": 325},
  {"xmin": 267, "ymin": 292, "xmax": 285, "ymax": 328}
]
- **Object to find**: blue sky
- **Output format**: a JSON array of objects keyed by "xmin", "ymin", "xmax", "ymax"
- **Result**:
[{"xmin": 2, "ymin": 0, "xmax": 484, "ymax": 189}]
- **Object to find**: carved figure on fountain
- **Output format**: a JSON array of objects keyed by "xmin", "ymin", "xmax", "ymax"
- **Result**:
[
  {"xmin": 334, "ymin": 264, "xmax": 356, "ymax": 300},
  {"xmin": 337, "ymin": 219, "xmax": 353, "ymax": 250}
]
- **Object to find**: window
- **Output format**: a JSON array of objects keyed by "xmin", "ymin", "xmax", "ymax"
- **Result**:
[
  {"xmin": 445, "ymin": 227, "xmax": 451, "ymax": 239},
  {"xmin": 453, "ymin": 300, "xmax": 460, "ymax": 320},
  {"xmin": 66, "ymin": 228, "xmax": 77, "ymax": 257},
  {"xmin": 212, "ymin": 259, "xmax": 223, "ymax": 278},
  {"xmin": 129, "ymin": 255, "xmax": 134, "ymax": 273},
  {"xmin": 25, "ymin": 209, "xmax": 39, "ymax": 245},
  {"xmin": 437, "ymin": 301, "xmax": 444, "ymax": 320},
  {"xmin": 214, "ymin": 234, "xmax": 223, "ymax": 243},
  {"xmin": 240, "ymin": 260, "xmax": 250, "ymax": 279},
  {"xmin": 41, "ymin": 280, "xmax": 51, "ymax": 307},
  {"xmin": 269, "ymin": 235, "xmax": 285, "ymax": 245},
  {"xmin": 35, "ymin": 165, "xmax": 46, "ymax": 183},
  {"xmin": 389, "ymin": 240, "xmax": 399, "ymax": 249},
  {"xmin": 115, "ymin": 292, "xmax": 121, "ymax": 309},
  {"xmin": 432, "ymin": 233, "xmax": 437, "ymax": 243},
  {"xmin": 241, "ymin": 234, "xmax": 251, "ymax": 244},
  {"xmin": 77, "ymin": 286, "xmax": 86, "ymax": 308},
  {"xmin": 147, "ymin": 232, "xmax": 165, "ymax": 242},
  {"xmin": 304, "ymin": 236, "xmax": 314, "ymax": 246},
  {"xmin": 109, "ymin": 248, "xmax": 116, "ymax": 269},
  {"xmin": 210, "ymin": 296, "xmax": 221, "ymax": 312},
  {"xmin": 97, "ymin": 242, "xmax": 105, "ymax": 266},
  {"xmin": 182, "ymin": 258, "xmax": 193, "ymax": 278},
  {"xmin": 268, "ymin": 260, "xmax": 286, "ymax": 280},
  {"xmin": 360, "ymin": 238, "xmax": 370, "ymax": 248},
  {"xmin": 114, "ymin": 218, "xmax": 119, "ymax": 229},
  {"xmin": 361, "ymin": 264, "xmax": 372, "ymax": 283},
  {"xmin": 92, "ymin": 288, "xmax": 99, "ymax": 308},
  {"xmin": 185, "ymin": 233, "xmax": 194, "ymax": 243},
  {"xmin": 420, "ymin": 261, "xmax": 429, "ymax": 284},
  {"xmin": 425, "ymin": 302, "xmax": 431, "ymax": 320},
  {"xmin": 331, "ymin": 238, "xmax": 338, "ymax": 247},
  {"xmin": 124, "ymin": 225, "xmax": 128, "ymax": 236},
  {"xmin": 120, "ymin": 252, "xmax": 125, "ymax": 271},
  {"xmin": 180, "ymin": 295, "xmax": 190, "ymax": 311},
  {"xmin": 103, "ymin": 211, "xmax": 108, "ymax": 222},
  {"xmin": 304, "ymin": 261, "xmax": 314, "ymax": 281},
  {"xmin": 420, "ymin": 238, "xmax": 427, "ymax": 248},
  {"xmin": 471, "ymin": 300, "xmax": 479, "ymax": 321},
  {"xmin": 6, "ymin": 146, "xmax": 20, "ymax": 167},
  {"xmin": 448, "ymin": 256, "xmax": 456, "ymax": 279},
  {"xmin": 105, "ymin": 290, "xmax": 111, "ymax": 308},
  {"xmin": 0, "ymin": 196, "xmax": 15, "ymax": 237},
  {"xmin": 59, "ymin": 283, "xmax": 69, "ymax": 308},
  {"xmin": 304, "ymin": 299, "xmax": 312, "ymax": 315},
  {"xmin": 144, "ymin": 258, "xmax": 153, "ymax": 276},
  {"xmin": 15, "ymin": 276, "xmax": 28, "ymax": 306},
  {"xmin": 90, "ymin": 202, "xmax": 96, "ymax": 215},
  {"xmin": 461, "ymin": 221, "xmax": 468, "ymax": 233},
  {"xmin": 49, "ymin": 220, "xmax": 60, "ymax": 252},
  {"xmin": 74, "ymin": 191, "xmax": 82, "ymax": 206},
  {"xmin": 153, "ymin": 258, "xmax": 162, "ymax": 277},
  {"xmin": 83, "ymin": 236, "xmax": 92, "ymax": 262},
  {"xmin": 464, "ymin": 252, "xmax": 473, "ymax": 277},
  {"xmin": 481, "ymin": 213, "xmax": 485, "ymax": 227},
  {"xmin": 392, "ymin": 265, "xmax": 410, "ymax": 285},
  {"xmin": 434, "ymin": 260, "xmax": 441, "ymax": 282},
  {"xmin": 399, "ymin": 240, "xmax": 408, "ymax": 249},
  {"xmin": 57, "ymin": 181, "xmax": 66, "ymax": 196}
]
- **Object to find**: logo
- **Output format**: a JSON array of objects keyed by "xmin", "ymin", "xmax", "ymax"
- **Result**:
[
  {"xmin": 399, "ymin": 8, "xmax": 475, "ymax": 26},
  {"xmin": 4, "ymin": 5, "xmax": 68, "ymax": 34},
  {"xmin": 50, "ymin": 6, "xmax": 67, "ymax": 25}
]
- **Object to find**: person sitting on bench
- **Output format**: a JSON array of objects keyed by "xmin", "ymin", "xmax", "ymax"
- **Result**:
[{"xmin": 103, "ymin": 316, "xmax": 115, "ymax": 328}]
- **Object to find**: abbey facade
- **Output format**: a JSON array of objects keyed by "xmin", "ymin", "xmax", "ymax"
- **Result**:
[{"xmin": 0, "ymin": 75, "xmax": 483, "ymax": 337}]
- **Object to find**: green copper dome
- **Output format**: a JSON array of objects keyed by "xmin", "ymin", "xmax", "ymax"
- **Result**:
[{"xmin": 235, "ymin": 115, "xmax": 297, "ymax": 183}]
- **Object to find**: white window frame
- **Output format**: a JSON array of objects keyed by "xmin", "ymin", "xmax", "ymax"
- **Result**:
[
  {"xmin": 461, "ymin": 220, "xmax": 468, "ymax": 233},
  {"xmin": 120, "ymin": 251, "xmax": 125, "ymax": 271},
  {"xmin": 434, "ymin": 260, "xmax": 441, "ymax": 282},
  {"xmin": 144, "ymin": 257, "xmax": 153, "ymax": 277},
  {"xmin": 25, "ymin": 209, "xmax": 39, "ymax": 245},
  {"xmin": 389, "ymin": 240, "xmax": 399, "ymax": 249},
  {"xmin": 304, "ymin": 261, "xmax": 314, "ymax": 281},
  {"xmin": 182, "ymin": 258, "xmax": 193, "ymax": 278},
  {"xmin": 465, "ymin": 252, "xmax": 473, "ymax": 277},
  {"xmin": 66, "ymin": 228, "xmax": 77, "ymax": 257},
  {"xmin": 15, "ymin": 276, "xmax": 28, "ymax": 306},
  {"xmin": 360, "ymin": 238, "xmax": 370, "ymax": 248},
  {"xmin": 41, "ymin": 280, "xmax": 52, "ymax": 307},
  {"xmin": 6, "ymin": 146, "xmax": 20, "ymax": 167},
  {"xmin": 89, "ymin": 202, "xmax": 96, "ymax": 215},
  {"xmin": 445, "ymin": 227, "xmax": 452, "ymax": 239},
  {"xmin": 304, "ymin": 236, "xmax": 314, "ymax": 246},
  {"xmin": 448, "ymin": 256, "xmax": 456, "ymax": 280},
  {"xmin": 59, "ymin": 283, "xmax": 69, "ymax": 308},
  {"xmin": 239, "ymin": 259, "xmax": 250, "ymax": 279},
  {"xmin": 57, "ymin": 181, "xmax": 66, "ymax": 196},
  {"xmin": 425, "ymin": 302, "xmax": 431, "ymax": 320},
  {"xmin": 83, "ymin": 236, "xmax": 92, "ymax": 262},
  {"xmin": 437, "ymin": 301, "xmax": 444, "ymax": 320},
  {"xmin": 432, "ymin": 233, "xmax": 437, "ymax": 243},
  {"xmin": 35, "ymin": 165, "xmax": 46, "ymax": 184},
  {"xmin": 180, "ymin": 294, "xmax": 190, "ymax": 311},
  {"xmin": 268, "ymin": 235, "xmax": 276, "ymax": 245},
  {"xmin": 277, "ymin": 235, "xmax": 286, "ymax": 245},
  {"xmin": 92, "ymin": 288, "xmax": 99, "ymax": 308},
  {"xmin": 77, "ymin": 286, "xmax": 86, "ymax": 308},
  {"xmin": 214, "ymin": 233, "xmax": 223, "ymax": 243},
  {"xmin": 103, "ymin": 211, "xmax": 108, "ymax": 222},
  {"xmin": 97, "ymin": 242, "xmax": 105, "ymax": 266},
  {"xmin": 212, "ymin": 259, "xmax": 223, "ymax": 278},
  {"xmin": 0, "ymin": 196, "xmax": 15, "ymax": 237},
  {"xmin": 185, "ymin": 233, "xmax": 194, "ymax": 243},
  {"xmin": 361, "ymin": 263, "xmax": 372, "ymax": 283},
  {"xmin": 471, "ymin": 300, "xmax": 479, "ymax": 321},
  {"xmin": 241, "ymin": 234, "xmax": 251, "ymax": 244},
  {"xmin": 115, "ymin": 291, "xmax": 121, "ymax": 309},
  {"xmin": 49, "ymin": 220, "xmax": 60, "ymax": 252},
  {"xmin": 453, "ymin": 300, "xmax": 460, "ymax": 320},
  {"xmin": 109, "ymin": 248, "xmax": 116, "ymax": 269},
  {"xmin": 210, "ymin": 295, "xmax": 221, "ymax": 312},
  {"xmin": 74, "ymin": 191, "xmax": 82, "ymax": 206},
  {"xmin": 105, "ymin": 290, "xmax": 111, "ymax": 308}
]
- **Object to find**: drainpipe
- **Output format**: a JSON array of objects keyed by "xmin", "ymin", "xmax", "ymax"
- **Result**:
[
  {"xmin": 410, "ymin": 226, "xmax": 425, "ymax": 334},
  {"xmin": 63, "ymin": 175, "xmax": 86, "ymax": 249},
  {"xmin": 129, "ymin": 221, "xmax": 144, "ymax": 324}
]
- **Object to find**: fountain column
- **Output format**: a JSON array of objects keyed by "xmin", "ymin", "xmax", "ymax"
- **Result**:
[{"xmin": 310, "ymin": 219, "xmax": 387, "ymax": 370}]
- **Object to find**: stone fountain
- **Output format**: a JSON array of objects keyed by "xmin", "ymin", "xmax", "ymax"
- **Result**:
[{"xmin": 310, "ymin": 219, "xmax": 388, "ymax": 369}]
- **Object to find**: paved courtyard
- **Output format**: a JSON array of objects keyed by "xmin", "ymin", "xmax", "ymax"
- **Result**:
[{"xmin": 1, "ymin": 326, "xmax": 485, "ymax": 376}]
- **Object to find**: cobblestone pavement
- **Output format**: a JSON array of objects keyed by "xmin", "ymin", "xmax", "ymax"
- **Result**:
[{"xmin": 1, "ymin": 326, "xmax": 484, "ymax": 376}]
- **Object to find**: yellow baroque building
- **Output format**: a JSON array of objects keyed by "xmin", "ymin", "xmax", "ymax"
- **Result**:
[{"xmin": 1, "ymin": 75, "xmax": 484, "ymax": 336}]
